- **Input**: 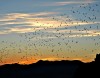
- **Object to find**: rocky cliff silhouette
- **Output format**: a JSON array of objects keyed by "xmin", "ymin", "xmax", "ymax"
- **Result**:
[{"xmin": 0, "ymin": 54, "xmax": 100, "ymax": 78}]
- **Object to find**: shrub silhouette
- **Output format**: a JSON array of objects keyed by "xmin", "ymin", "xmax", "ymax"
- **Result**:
[{"xmin": 95, "ymin": 53, "xmax": 100, "ymax": 63}]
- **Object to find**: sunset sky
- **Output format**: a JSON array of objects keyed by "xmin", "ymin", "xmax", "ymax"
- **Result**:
[{"xmin": 0, "ymin": 0, "xmax": 100, "ymax": 65}]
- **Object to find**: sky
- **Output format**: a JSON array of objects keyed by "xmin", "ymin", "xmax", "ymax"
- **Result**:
[{"xmin": 0, "ymin": 0, "xmax": 100, "ymax": 65}]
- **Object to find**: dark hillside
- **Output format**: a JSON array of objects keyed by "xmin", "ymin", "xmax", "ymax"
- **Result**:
[{"xmin": 0, "ymin": 54, "xmax": 100, "ymax": 78}]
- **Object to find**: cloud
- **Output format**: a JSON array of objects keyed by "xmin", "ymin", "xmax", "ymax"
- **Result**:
[
  {"xmin": 42, "ymin": 0, "xmax": 96, "ymax": 6},
  {"xmin": 56, "ymin": 0, "xmax": 95, "ymax": 6},
  {"xmin": 10, "ymin": 27, "xmax": 43, "ymax": 33},
  {"xmin": 0, "ymin": 12, "xmax": 58, "ymax": 34},
  {"xmin": 0, "ymin": 12, "xmax": 58, "ymax": 22},
  {"xmin": 0, "ymin": 12, "xmax": 99, "ymax": 40}
]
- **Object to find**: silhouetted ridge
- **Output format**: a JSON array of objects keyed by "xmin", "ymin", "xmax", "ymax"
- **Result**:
[
  {"xmin": 36, "ymin": 60, "xmax": 83, "ymax": 65},
  {"xmin": 0, "ymin": 54, "xmax": 100, "ymax": 78},
  {"xmin": 0, "ymin": 60, "xmax": 83, "ymax": 78}
]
